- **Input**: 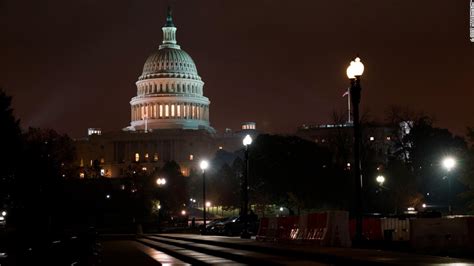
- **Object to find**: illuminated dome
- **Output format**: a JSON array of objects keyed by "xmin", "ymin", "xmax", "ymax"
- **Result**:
[
  {"xmin": 127, "ymin": 8, "xmax": 212, "ymax": 132},
  {"xmin": 140, "ymin": 48, "xmax": 199, "ymax": 80}
]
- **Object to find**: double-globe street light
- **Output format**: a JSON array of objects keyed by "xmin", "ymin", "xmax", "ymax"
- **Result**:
[
  {"xmin": 156, "ymin": 177, "xmax": 167, "ymax": 186},
  {"xmin": 346, "ymin": 57, "xmax": 365, "ymax": 243},
  {"xmin": 442, "ymin": 156, "xmax": 456, "ymax": 215},
  {"xmin": 241, "ymin": 134, "xmax": 253, "ymax": 239},
  {"xmin": 200, "ymin": 160, "xmax": 209, "ymax": 233}
]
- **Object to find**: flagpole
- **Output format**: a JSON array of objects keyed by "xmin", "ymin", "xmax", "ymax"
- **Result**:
[{"xmin": 347, "ymin": 88, "xmax": 352, "ymax": 124}]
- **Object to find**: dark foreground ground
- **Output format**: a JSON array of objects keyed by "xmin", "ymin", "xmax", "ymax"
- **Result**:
[{"xmin": 100, "ymin": 234, "xmax": 474, "ymax": 265}]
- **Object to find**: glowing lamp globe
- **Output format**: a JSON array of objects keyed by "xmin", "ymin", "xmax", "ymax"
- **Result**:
[
  {"xmin": 352, "ymin": 57, "xmax": 365, "ymax": 76},
  {"xmin": 243, "ymin": 134, "xmax": 253, "ymax": 146},
  {"xmin": 200, "ymin": 160, "xmax": 209, "ymax": 171},
  {"xmin": 346, "ymin": 57, "xmax": 364, "ymax": 79},
  {"xmin": 156, "ymin": 177, "xmax": 167, "ymax": 186},
  {"xmin": 442, "ymin": 157, "xmax": 456, "ymax": 171},
  {"xmin": 376, "ymin": 175, "xmax": 385, "ymax": 185},
  {"xmin": 346, "ymin": 62, "xmax": 356, "ymax": 79}
]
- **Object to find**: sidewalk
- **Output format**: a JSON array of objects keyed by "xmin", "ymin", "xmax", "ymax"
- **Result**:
[{"xmin": 158, "ymin": 234, "xmax": 474, "ymax": 265}]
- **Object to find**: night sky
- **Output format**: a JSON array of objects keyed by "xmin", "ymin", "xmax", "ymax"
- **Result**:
[{"xmin": 1, "ymin": 0, "xmax": 473, "ymax": 138}]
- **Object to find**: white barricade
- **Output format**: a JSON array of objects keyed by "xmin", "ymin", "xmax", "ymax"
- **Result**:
[
  {"xmin": 323, "ymin": 211, "xmax": 351, "ymax": 247},
  {"xmin": 410, "ymin": 217, "xmax": 472, "ymax": 254},
  {"xmin": 381, "ymin": 218, "xmax": 410, "ymax": 241}
]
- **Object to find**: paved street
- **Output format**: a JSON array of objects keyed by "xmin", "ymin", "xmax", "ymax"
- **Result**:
[{"xmin": 101, "ymin": 234, "xmax": 474, "ymax": 265}]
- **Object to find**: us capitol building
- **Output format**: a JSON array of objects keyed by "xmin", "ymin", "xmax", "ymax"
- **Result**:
[{"xmin": 75, "ymin": 9, "xmax": 257, "ymax": 178}]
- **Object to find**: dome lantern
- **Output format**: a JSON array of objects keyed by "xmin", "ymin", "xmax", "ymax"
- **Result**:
[{"xmin": 160, "ymin": 6, "xmax": 179, "ymax": 49}]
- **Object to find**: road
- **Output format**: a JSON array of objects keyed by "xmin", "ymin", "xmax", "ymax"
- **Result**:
[{"xmin": 101, "ymin": 234, "xmax": 474, "ymax": 265}]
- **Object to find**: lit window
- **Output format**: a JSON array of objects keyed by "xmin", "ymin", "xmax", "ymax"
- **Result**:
[
  {"xmin": 90, "ymin": 160, "xmax": 93, "ymax": 166},
  {"xmin": 100, "ymin": 158, "xmax": 105, "ymax": 164},
  {"xmin": 79, "ymin": 172, "xmax": 85, "ymax": 178},
  {"xmin": 189, "ymin": 154, "xmax": 194, "ymax": 161},
  {"xmin": 171, "ymin": 104, "xmax": 175, "ymax": 117},
  {"xmin": 370, "ymin": 136, "xmax": 375, "ymax": 141},
  {"xmin": 386, "ymin": 136, "xmax": 391, "ymax": 141},
  {"xmin": 159, "ymin": 105, "xmax": 163, "ymax": 117},
  {"xmin": 165, "ymin": 105, "xmax": 169, "ymax": 117},
  {"xmin": 177, "ymin": 105, "xmax": 181, "ymax": 117},
  {"xmin": 154, "ymin": 153, "xmax": 159, "ymax": 161},
  {"xmin": 192, "ymin": 105, "xmax": 195, "ymax": 118},
  {"xmin": 145, "ymin": 153, "xmax": 149, "ymax": 159},
  {"xmin": 142, "ymin": 167, "xmax": 147, "ymax": 171},
  {"xmin": 135, "ymin": 153, "xmax": 140, "ymax": 162},
  {"xmin": 100, "ymin": 169, "xmax": 105, "ymax": 176}
]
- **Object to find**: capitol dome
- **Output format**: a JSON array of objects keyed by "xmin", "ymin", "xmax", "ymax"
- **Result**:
[
  {"xmin": 127, "ymin": 8, "xmax": 212, "ymax": 132},
  {"xmin": 140, "ymin": 48, "xmax": 199, "ymax": 80}
]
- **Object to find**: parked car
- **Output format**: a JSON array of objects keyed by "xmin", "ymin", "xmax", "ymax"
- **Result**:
[
  {"xmin": 211, "ymin": 215, "xmax": 259, "ymax": 236},
  {"xmin": 203, "ymin": 218, "xmax": 228, "ymax": 234}
]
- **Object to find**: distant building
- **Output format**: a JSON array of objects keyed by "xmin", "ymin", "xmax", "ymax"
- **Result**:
[{"xmin": 75, "ymin": 9, "xmax": 258, "ymax": 178}]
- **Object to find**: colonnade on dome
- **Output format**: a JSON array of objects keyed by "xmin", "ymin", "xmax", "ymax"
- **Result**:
[{"xmin": 131, "ymin": 102, "xmax": 209, "ymax": 121}]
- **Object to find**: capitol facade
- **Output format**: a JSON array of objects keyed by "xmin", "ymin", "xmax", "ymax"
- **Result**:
[{"xmin": 75, "ymin": 9, "xmax": 257, "ymax": 178}]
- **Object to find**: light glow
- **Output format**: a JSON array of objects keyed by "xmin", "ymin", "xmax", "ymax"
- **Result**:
[
  {"xmin": 442, "ymin": 157, "xmax": 456, "ymax": 172},
  {"xmin": 243, "ymin": 134, "xmax": 253, "ymax": 146},
  {"xmin": 376, "ymin": 175, "xmax": 385, "ymax": 185},
  {"xmin": 346, "ymin": 57, "xmax": 364, "ymax": 79},
  {"xmin": 156, "ymin": 177, "xmax": 167, "ymax": 186},
  {"xmin": 200, "ymin": 160, "xmax": 209, "ymax": 171}
]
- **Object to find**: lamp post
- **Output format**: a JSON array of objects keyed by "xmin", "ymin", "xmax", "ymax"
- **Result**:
[
  {"xmin": 442, "ymin": 157, "xmax": 456, "ymax": 215},
  {"xmin": 200, "ymin": 160, "xmax": 209, "ymax": 233},
  {"xmin": 347, "ymin": 57, "xmax": 365, "ymax": 243},
  {"xmin": 241, "ymin": 134, "xmax": 253, "ymax": 239}
]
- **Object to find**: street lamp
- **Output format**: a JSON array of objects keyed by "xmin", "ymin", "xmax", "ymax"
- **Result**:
[
  {"xmin": 200, "ymin": 160, "xmax": 209, "ymax": 233},
  {"xmin": 347, "ymin": 56, "xmax": 365, "ymax": 244},
  {"xmin": 156, "ymin": 177, "xmax": 167, "ymax": 186},
  {"xmin": 442, "ymin": 156, "xmax": 456, "ymax": 215},
  {"xmin": 376, "ymin": 175, "xmax": 385, "ymax": 186},
  {"xmin": 241, "ymin": 134, "xmax": 253, "ymax": 239}
]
